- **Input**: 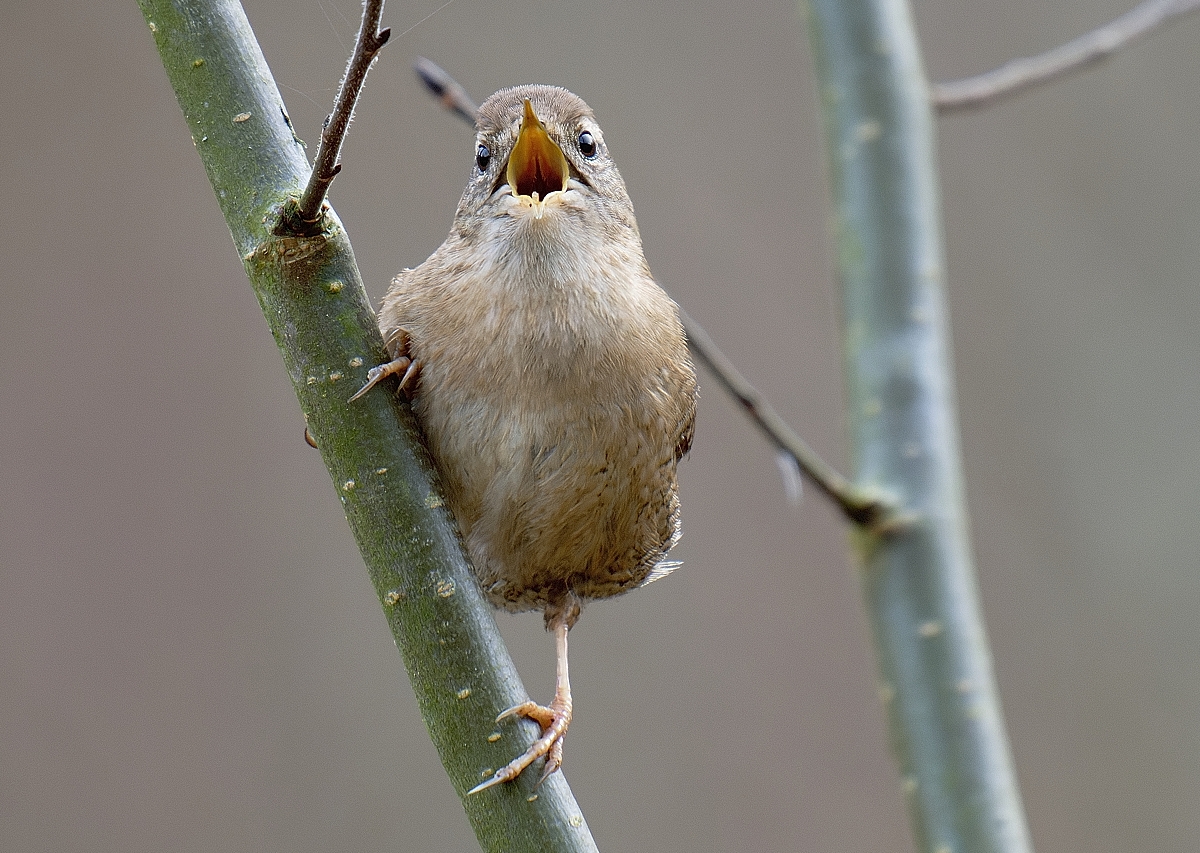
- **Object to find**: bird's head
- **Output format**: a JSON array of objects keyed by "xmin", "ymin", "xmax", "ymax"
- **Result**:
[{"xmin": 453, "ymin": 85, "xmax": 640, "ymax": 243}]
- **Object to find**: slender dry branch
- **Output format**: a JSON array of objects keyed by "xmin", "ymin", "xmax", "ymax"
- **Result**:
[
  {"xmin": 933, "ymin": 0, "xmax": 1200, "ymax": 113},
  {"xmin": 283, "ymin": 0, "xmax": 391, "ymax": 231},
  {"xmin": 411, "ymin": 57, "xmax": 891, "ymax": 528},
  {"xmin": 677, "ymin": 310, "xmax": 893, "ymax": 527}
]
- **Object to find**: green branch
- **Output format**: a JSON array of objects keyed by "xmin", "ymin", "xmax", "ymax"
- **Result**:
[
  {"xmin": 137, "ymin": 1, "xmax": 597, "ymax": 849},
  {"xmin": 802, "ymin": 1, "xmax": 1035, "ymax": 851}
]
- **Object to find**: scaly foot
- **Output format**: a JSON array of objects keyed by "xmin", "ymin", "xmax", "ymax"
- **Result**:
[{"xmin": 469, "ymin": 618, "xmax": 574, "ymax": 794}]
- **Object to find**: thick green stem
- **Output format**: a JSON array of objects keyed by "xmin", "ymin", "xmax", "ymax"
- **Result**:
[
  {"xmin": 803, "ymin": 1, "xmax": 1034, "ymax": 851},
  {"xmin": 138, "ymin": 1, "xmax": 597, "ymax": 849}
]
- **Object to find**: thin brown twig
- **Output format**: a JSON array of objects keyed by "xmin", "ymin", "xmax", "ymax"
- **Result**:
[
  {"xmin": 281, "ymin": 0, "xmax": 391, "ymax": 233},
  {"xmin": 677, "ymin": 310, "xmax": 892, "ymax": 527},
  {"xmin": 933, "ymin": 0, "xmax": 1200, "ymax": 113},
  {"xmin": 411, "ymin": 57, "xmax": 893, "ymax": 528}
]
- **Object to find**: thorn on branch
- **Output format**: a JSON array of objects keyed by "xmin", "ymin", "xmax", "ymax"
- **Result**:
[
  {"xmin": 932, "ymin": 0, "xmax": 1200, "ymax": 113},
  {"xmin": 278, "ymin": 0, "xmax": 391, "ymax": 235}
]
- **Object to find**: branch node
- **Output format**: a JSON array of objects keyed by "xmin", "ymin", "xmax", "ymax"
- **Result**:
[
  {"xmin": 844, "ymin": 489, "xmax": 911, "ymax": 535},
  {"xmin": 273, "ymin": 196, "xmax": 327, "ymax": 238}
]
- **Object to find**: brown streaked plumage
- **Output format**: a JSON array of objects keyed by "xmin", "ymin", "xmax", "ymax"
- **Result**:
[{"xmin": 355, "ymin": 85, "xmax": 697, "ymax": 792}]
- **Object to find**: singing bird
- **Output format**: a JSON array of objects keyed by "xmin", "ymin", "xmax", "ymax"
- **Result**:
[{"xmin": 354, "ymin": 85, "xmax": 697, "ymax": 793}]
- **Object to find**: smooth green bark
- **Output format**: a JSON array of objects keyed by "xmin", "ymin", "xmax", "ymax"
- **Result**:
[
  {"xmin": 803, "ymin": 1, "xmax": 1035, "ymax": 851},
  {"xmin": 138, "ymin": 1, "xmax": 597, "ymax": 850}
]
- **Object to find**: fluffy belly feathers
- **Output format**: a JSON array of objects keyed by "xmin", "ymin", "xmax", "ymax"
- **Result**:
[{"xmin": 413, "ymin": 345, "xmax": 684, "ymax": 614}]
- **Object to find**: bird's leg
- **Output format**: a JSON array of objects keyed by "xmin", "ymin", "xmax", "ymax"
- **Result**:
[
  {"xmin": 349, "ymin": 328, "xmax": 421, "ymax": 401},
  {"xmin": 468, "ymin": 618, "xmax": 572, "ymax": 794}
]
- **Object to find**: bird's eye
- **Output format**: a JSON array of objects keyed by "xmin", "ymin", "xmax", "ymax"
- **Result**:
[
  {"xmin": 578, "ymin": 131, "xmax": 597, "ymax": 159},
  {"xmin": 476, "ymin": 143, "xmax": 491, "ymax": 171}
]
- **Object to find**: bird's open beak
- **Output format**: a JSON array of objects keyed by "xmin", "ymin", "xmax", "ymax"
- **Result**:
[{"xmin": 507, "ymin": 99, "xmax": 569, "ymax": 201}]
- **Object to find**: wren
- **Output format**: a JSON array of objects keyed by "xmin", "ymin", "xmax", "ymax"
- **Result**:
[{"xmin": 354, "ymin": 85, "xmax": 697, "ymax": 793}]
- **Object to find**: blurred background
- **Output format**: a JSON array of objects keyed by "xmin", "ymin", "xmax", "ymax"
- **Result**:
[{"xmin": 3, "ymin": 1, "xmax": 1199, "ymax": 850}]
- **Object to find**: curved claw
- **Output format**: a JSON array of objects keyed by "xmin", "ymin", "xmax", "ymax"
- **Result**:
[
  {"xmin": 535, "ymin": 736, "xmax": 564, "ymax": 787},
  {"xmin": 497, "ymin": 700, "xmax": 554, "ymax": 726},
  {"xmin": 466, "ymin": 770, "xmax": 510, "ymax": 796},
  {"xmin": 348, "ymin": 356, "xmax": 420, "ymax": 402},
  {"xmin": 467, "ymin": 765, "xmax": 522, "ymax": 795}
]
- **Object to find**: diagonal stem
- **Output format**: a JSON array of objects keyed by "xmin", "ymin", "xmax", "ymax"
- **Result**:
[{"xmin": 678, "ymin": 309, "xmax": 895, "ymax": 528}]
